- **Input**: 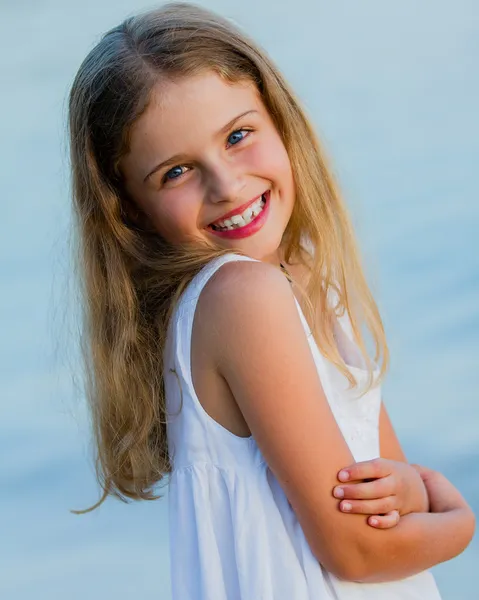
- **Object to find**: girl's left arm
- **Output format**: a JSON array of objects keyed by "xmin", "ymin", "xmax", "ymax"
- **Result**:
[
  {"xmin": 380, "ymin": 399, "xmax": 430, "ymax": 512},
  {"xmin": 378, "ymin": 400, "xmax": 430, "ymax": 513},
  {"xmin": 332, "ymin": 401, "xmax": 430, "ymax": 525},
  {"xmin": 378, "ymin": 400, "xmax": 408, "ymax": 462}
]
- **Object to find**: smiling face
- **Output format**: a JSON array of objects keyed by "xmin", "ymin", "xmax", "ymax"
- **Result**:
[{"xmin": 120, "ymin": 71, "xmax": 295, "ymax": 263}]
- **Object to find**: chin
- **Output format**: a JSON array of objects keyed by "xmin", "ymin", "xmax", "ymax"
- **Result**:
[
  {"xmin": 236, "ymin": 234, "xmax": 285, "ymax": 263},
  {"xmin": 207, "ymin": 201, "xmax": 290, "ymax": 262}
]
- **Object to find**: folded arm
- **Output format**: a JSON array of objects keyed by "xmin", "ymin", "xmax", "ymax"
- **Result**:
[
  {"xmin": 353, "ymin": 505, "xmax": 474, "ymax": 583},
  {"xmin": 348, "ymin": 403, "xmax": 475, "ymax": 582},
  {"xmin": 197, "ymin": 260, "xmax": 475, "ymax": 583}
]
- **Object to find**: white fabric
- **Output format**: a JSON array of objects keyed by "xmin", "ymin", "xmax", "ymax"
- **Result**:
[{"xmin": 165, "ymin": 253, "xmax": 442, "ymax": 600}]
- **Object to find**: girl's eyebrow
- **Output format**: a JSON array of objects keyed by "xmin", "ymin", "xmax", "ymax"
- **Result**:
[{"xmin": 143, "ymin": 109, "xmax": 258, "ymax": 183}]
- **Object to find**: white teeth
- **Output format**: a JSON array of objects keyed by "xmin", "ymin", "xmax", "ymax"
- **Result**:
[
  {"xmin": 212, "ymin": 193, "xmax": 268, "ymax": 231},
  {"xmin": 231, "ymin": 214, "xmax": 245, "ymax": 226},
  {"xmin": 243, "ymin": 206, "xmax": 254, "ymax": 221}
]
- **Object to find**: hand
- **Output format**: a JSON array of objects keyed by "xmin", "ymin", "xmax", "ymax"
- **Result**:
[
  {"xmin": 412, "ymin": 464, "xmax": 471, "ymax": 514},
  {"xmin": 332, "ymin": 458, "xmax": 430, "ymax": 529}
]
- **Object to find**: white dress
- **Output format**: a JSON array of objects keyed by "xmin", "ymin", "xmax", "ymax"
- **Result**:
[{"xmin": 164, "ymin": 253, "xmax": 442, "ymax": 600}]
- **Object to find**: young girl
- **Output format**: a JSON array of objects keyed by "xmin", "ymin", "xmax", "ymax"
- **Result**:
[{"xmin": 68, "ymin": 2, "xmax": 475, "ymax": 598}]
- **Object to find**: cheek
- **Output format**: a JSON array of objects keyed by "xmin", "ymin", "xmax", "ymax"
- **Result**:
[
  {"xmin": 247, "ymin": 133, "xmax": 293, "ymax": 185},
  {"xmin": 149, "ymin": 192, "xmax": 200, "ymax": 243}
]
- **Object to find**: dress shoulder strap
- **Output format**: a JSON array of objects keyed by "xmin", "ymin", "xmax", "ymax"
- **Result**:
[
  {"xmin": 168, "ymin": 253, "xmax": 258, "ymax": 397},
  {"xmin": 175, "ymin": 253, "xmax": 258, "ymax": 323},
  {"xmin": 164, "ymin": 253, "xmax": 260, "ymax": 458}
]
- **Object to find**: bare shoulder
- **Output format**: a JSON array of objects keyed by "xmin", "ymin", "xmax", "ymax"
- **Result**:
[
  {"xmin": 195, "ymin": 255, "xmax": 386, "ymax": 582},
  {"xmin": 196, "ymin": 258, "xmax": 295, "ymax": 348},
  {"xmin": 199, "ymin": 257, "xmax": 290, "ymax": 311}
]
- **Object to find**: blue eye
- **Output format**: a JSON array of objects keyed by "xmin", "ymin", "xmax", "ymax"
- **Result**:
[
  {"xmin": 165, "ymin": 166, "xmax": 184, "ymax": 180},
  {"xmin": 164, "ymin": 165, "xmax": 186, "ymax": 181},
  {"xmin": 227, "ymin": 129, "xmax": 249, "ymax": 146}
]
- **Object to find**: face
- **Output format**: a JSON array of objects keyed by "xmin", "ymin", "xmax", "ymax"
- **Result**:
[{"xmin": 120, "ymin": 70, "xmax": 295, "ymax": 263}]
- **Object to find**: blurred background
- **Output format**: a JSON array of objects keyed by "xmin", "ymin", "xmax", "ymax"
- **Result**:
[{"xmin": 1, "ymin": 0, "xmax": 477, "ymax": 598}]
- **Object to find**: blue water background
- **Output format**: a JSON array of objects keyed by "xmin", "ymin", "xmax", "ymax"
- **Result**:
[{"xmin": 1, "ymin": 0, "xmax": 477, "ymax": 598}]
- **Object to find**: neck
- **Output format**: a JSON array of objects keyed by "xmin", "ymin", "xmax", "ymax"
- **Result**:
[{"xmin": 258, "ymin": 248, "xmax": 284, "ymax": 269}]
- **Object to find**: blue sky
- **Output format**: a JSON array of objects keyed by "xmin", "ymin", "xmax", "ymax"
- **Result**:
[{"xmin": 1, "ymin": 1, "xmax": 477, "ymax": 598}]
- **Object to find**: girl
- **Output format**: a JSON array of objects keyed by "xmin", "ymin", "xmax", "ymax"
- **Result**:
[{"xmin": 68, "ymin": 2, "xmax": 475, "ymax": 598}]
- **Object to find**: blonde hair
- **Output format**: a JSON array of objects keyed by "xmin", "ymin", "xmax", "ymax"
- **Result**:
[{"xmin": 68, "ymin": 1, "xmax": 389, "ymax": 512}]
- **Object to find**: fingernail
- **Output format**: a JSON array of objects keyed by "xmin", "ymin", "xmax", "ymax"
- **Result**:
[
  {"xmin": 333, "ymin": 487, "xmax": 344, "ymax": 498},
  {"xmin": 338, "ymin": 470, "xmax": 350, "ymax": 481},
  {"xmin": 370, "ymin": 518, "xmax": 378, "ymax": 526},
  {"xmin": 341, "ymin": 502, "xmax": 352, "ymax": 512}
]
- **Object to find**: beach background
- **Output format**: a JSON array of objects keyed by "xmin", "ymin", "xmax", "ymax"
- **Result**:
[{"xmin": 1, "ymin": 0, "xmax": 477, "ymax": 598}]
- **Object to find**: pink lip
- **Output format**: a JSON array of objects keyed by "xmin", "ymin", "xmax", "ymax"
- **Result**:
[
  {"xmin": 209, "ymin": 192, "xmax": 266, "ymax": 226},
  {"xmin": 207, "ymin": 190, "xmax": 270, "ymax": 240}
]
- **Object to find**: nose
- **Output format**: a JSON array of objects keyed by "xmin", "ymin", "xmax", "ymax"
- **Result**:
[{"xmin": 205, "ymin": 161, "xmax": 245, "ymax": 205}]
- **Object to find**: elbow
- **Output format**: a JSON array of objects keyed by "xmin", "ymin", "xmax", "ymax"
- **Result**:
[
  {"xmin": 331, "ymin": 560, "xmax": 370, "ymax": 583},
  {"xmin": 308, "ymin": 523, "xmax": 382, "ymax": 583},
  {"xmin": 332, "ymin": 553, "xmax": 379, "ymax": 583},
  {"xmin": 312, "ymin": 544, "xmax": 371, "ymax": 583}
]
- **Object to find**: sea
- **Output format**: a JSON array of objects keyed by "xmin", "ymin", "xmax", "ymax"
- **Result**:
[{"xmin": 0, "ymin": 0, "xmax": 477, "ymax": 598}]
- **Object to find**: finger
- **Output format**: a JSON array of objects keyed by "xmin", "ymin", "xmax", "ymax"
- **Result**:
[
  {"xmin": 338, "ymin": 458, "xmax": 392, "ymax": 482},
  {"xmin": 411, "ymin": 463, "xmax": 437, "ymax": 481},
  {"xmin": 334, "ymin": 475, "xmax": 396, "ymax": 500},
  {"xmin": 368, "ymin": 510, "xmax": 400, "ymax": 529},
  {"xmin": 339, "ymin": 496, "xmax": 398, "ymax": 516},
  {"xmin": 410, "ymin": 464, "xmax": 428, "ymax": 476}
]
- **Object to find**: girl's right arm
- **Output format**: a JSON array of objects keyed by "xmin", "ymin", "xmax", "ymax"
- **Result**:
[
  {"xmin": 197, "ymin": 260, "xmax": 475, "ymax": 582},
  {"xmin": 352, "ymin": 470, "xmax": 475, "ymax": 583}
]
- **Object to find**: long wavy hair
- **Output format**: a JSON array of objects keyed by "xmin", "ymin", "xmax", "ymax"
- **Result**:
[{"xmin": 68, "ymin": 1, "xmax": 389, "ymax": 512}]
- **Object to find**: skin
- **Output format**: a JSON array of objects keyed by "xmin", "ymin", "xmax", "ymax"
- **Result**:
[
  {"xmin": 119, "ymin": 70, "xmax": 470, "ymax": 544},
  {"xmin": 331, "ymin": 408, "xmax": 430, "ymax": 530},
  {"xmin": 197, "ymin": 261, "xmax": 475, "ymax": 581},
  {"xmin": 333, "ymin": 457, "xmax": 429, "ymax": 528},
  {"xmin": 120, "ymin": 70, "xmax": 295, "ymax": 265}
]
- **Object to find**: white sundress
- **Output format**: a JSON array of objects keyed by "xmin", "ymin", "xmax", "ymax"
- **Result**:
[{"xmin": 164, "ymin": 253, "xmax": 442, "ymax": 600}]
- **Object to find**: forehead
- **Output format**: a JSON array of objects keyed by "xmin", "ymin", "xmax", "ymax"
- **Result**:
[{"xmin": 126, "ymin": 71, "xmax": 263, "ymax": 162}]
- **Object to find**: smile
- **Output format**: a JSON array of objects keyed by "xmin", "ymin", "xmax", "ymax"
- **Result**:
[{"xmin": 207, "ymin": 190, "xmax": 271, "ymax": 240}]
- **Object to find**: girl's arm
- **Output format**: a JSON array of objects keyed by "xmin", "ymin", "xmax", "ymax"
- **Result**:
[
  {"xmin": 379, "ymin": 400, "xmax": 409, "ymax": 463},
  {"xmin": 328, "ymin": 461, "xmax": 475, "ymax": 580},
  {"xmin": 328, "ymin": 402, "xmax": 433, "ymax": 527},
  {"xmin": 330, "ymin": 401, "xmax": 475, "ymax": 576},
  {"xmin": 196, "ymin": 260, "xmax": 474, "ymax": 582},
  {"xmin": 351, "ymin": 470, "xmax": 475, "ymax": 583}
]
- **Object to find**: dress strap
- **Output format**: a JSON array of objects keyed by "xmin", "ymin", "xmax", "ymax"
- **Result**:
[
  {"xmin": 167, "ymin": 253, "xmax": 259, "ymax": 439},
  {"xmin": 175, "ymin": 253, "xmax": 258, "ymax": 326}
]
